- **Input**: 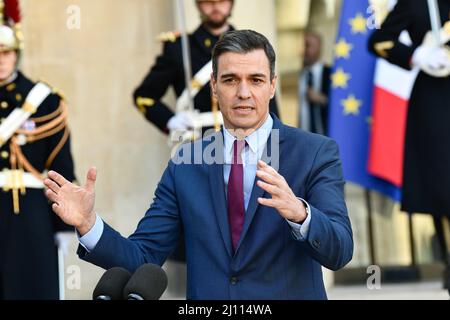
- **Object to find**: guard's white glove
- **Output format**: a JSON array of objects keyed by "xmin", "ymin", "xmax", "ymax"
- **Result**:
[
  {"xmin": 54, "ymin": 231, "xmax": 75, "ymax": 256},
  {"xmin": 167, "ymin": 111, "xmax": 195, "ymax": 131},
  {"xmin": 411, "ymin": 45, "xmax": 450, "ymax": 77}
]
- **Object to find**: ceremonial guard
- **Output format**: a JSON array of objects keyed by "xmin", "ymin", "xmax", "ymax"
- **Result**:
[
  {"xmin": 369, "ymin": 0, "xmax": 450, "ymax": 292},
  {"xmin": 0, "ymin": 0, "xmax": 77, "ymax": 299}
]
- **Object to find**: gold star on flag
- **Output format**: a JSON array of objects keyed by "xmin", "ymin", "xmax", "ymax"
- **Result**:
[
  {"xmin": 341, "ymin": 94, "xmax": 362, "ymax": 115},
  {"xmin": 349, "ymin": 13, "xmax": 367, "ymax": 34},
  {"xmin": 334, "ymin": 38, "xmax": 353, "ymax": 59},
  {"xmin": 331, "ymin": 68, "xmax": 351, "ymax": 88}
]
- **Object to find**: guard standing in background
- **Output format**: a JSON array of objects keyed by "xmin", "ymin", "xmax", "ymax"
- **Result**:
[
  {"xmin": 298, "ymin": 31, "xmax": 331, "ymax": 135},
  {"xmin": 0, "ymin": 0, "xmax": 77, "ymax": 299},
  {"xmin": 369, "ymin": 0, "xmax": 450, "ymax": 293}
]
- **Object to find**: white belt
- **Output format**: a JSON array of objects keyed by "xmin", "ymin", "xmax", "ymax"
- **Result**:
[{"xmin": 0, "ymin": 171, "xmax": 45, "ymax": 189}]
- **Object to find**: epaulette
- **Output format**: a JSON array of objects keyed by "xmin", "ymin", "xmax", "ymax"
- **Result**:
[
  {"xmin": 38, "ymin": 78, "xmax": 66, "ymax": 100},
  {"xmin": 157, "ymin": 31, "xmax": 181, "ymax": 43},
  {"xmin": 51, "ymin": 87, "xmax": 67, "ymax": 101}
]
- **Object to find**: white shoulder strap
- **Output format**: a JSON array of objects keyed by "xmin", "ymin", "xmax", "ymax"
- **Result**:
[
  {"xmin": 176, "ymin": 60, "xmax": 213, "ymax": 112},
  {"xmin": 0, "ymin": 82, "xmax": 52, "ymax": 147}
]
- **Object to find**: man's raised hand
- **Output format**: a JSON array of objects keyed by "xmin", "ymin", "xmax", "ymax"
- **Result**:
[
  {"xmin": 256, "ymin": 160, "xmax": 307, "ymax": 223},
  {"xmin": 44, "ymin": 167, "xmax": 97, "ymax": 236}
]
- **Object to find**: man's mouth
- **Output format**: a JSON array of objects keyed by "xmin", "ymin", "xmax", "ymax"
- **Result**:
[
  {"xmin": 233, "ymin": 106, "xmax": 255, "ymax": 110},
  {"xmin": 232, "ymin": 106, "xmax": 255, "ymax": 114}
]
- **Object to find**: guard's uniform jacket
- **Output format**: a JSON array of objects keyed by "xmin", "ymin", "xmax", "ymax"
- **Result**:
[{"xmin": 0, "ymin": 71, "xmax": 76, "ymax": 299}]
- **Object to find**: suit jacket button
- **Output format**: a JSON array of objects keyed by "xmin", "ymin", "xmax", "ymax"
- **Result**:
[
  {"xmin": 313, "ymin": 239, "xmax": 321, "ymax": 248},
  {"xmin": 230, "ymin": 277, "xmax": 238, "ymax": 285}
]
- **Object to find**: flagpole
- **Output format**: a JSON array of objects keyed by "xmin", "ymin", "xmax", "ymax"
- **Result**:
[
  {"xmin": 364, "ymin": 189, "xmax": 376, "ymax": 265},
  {"xmin": 175, "ymin": 0, "xmax": 194, "ymax": 113},
  {"xmin": 58, "ymin": 247, "xmax": 65, "ymax": 300},
  {"xmin": 407, "ymin": 212, "xmax": 417, "ymax": 266}
]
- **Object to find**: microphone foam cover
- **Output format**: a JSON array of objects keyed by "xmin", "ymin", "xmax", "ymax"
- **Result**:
[
  {"xmin": 92, "ymin": 267, "xmax": 132, "ymax": 300},
  {"xmin": 123, "ymin": 263, "xmax": 168, "ymax": 300}
]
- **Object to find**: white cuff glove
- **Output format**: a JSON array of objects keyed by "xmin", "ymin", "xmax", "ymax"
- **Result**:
[
  {"xmin": 167, "ymin": 111, "xmax": 195, "ymax": 131},
  {"xmin": 55, "ymin": 231, "xmax": 75, "ymax": 256},
  {"xmin": 412, "ymin": 45, "xmax": 450, "ymax": 77}
]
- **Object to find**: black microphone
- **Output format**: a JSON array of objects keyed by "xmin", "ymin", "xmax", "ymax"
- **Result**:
[
  {"xmin": 92, "ymin": 267, "xmax": 132, "ymax": 300},
  {"xmin": 123, "ymin": 264, "xmax": 168, "ymax": 300}
]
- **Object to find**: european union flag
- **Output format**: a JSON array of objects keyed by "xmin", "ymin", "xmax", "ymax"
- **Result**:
[{"xmin": 328, "ymin": 0, "xmax": 401, "ymax": 201}]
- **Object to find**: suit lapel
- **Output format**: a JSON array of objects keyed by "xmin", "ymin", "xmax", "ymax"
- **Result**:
[
  {"xmin": 235, "ymin": 115, "xmax": 285, "ymax": 253},
  {"xmin": 207, "ymin": 132, "xmax": 233, "ymax": 258}
]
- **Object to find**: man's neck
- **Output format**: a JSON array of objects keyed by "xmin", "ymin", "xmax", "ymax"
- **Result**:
[
  {"xmin": 0, "ymin": 71, "xmax": 18, "ymax": 88},
  {"xmin": 203, "ymin": 23, "xmax": 230, "ymax": 36}
]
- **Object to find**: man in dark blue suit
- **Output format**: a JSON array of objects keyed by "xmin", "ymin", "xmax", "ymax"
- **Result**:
[{"xmin": 44, "ymin": 30, "xmax": 353, "ymax": 299}]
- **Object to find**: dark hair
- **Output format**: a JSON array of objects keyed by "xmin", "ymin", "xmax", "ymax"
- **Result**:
[{"xmin": 212, "ymin": 29, "xmax": 276, "ymax": 80}]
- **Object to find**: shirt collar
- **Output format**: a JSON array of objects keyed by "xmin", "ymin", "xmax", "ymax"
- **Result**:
[
  {"xmin": 223, "ymin": 114, "xmax": 274, "ymax": 161},
  {"xmin": 302, "ymin": 61, "xmax": 322, "ymax": 74}
]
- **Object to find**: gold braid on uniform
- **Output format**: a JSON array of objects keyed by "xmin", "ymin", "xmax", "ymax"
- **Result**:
[{"xmin": 7, "ymin": 100, "xmax": 69, "ymax": 213}]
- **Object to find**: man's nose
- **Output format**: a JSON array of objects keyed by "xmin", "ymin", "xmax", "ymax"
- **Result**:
[{"xmin": 237, "ymin": 81, "xmax": 251, "ymax": 99}]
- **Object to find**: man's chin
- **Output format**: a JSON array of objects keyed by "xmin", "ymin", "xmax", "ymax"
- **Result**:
[
  {"xmin": 229, "ymin": 120, "xmax": 257, "ymax": 132},
  {"xmin": 204, "ymin": 18, "xmax": 228, "ymax": 30}
]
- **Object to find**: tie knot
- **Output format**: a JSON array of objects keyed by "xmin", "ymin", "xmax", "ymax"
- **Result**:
[{"xmin": 233, "ymin": 139, "xmax": 246, "ymax": 164}]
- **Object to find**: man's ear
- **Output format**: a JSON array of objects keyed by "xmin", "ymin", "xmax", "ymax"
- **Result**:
[
  {"xmin": 270, "ymin": 75, "xmax": 278, "ymax": 98},
  {"xmin": 210, "ymin": 73, "xmax": 217, "ymax": 97}
]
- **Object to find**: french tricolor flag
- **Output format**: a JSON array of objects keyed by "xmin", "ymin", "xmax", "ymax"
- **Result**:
[{"xmin": 368, "ymin": 32, "xmax": 418, "ymax": 187}]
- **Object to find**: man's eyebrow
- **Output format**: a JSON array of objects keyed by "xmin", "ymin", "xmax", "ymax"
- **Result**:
[
  {"xmin": 250, "ymin": 73, "xmax": 267, "ymax": 78},
  {"xmin": 220, "ymin": 72, "xmax": 268, "ymax": 79},
  {"xmin": 220, "ymin": 73, "xmax": 237, "ymax": 79}
]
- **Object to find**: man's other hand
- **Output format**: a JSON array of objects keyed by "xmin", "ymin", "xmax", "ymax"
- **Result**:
[{"xmin": 256, "ymin": 160, "xmax": 307, "ymax": 223}]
